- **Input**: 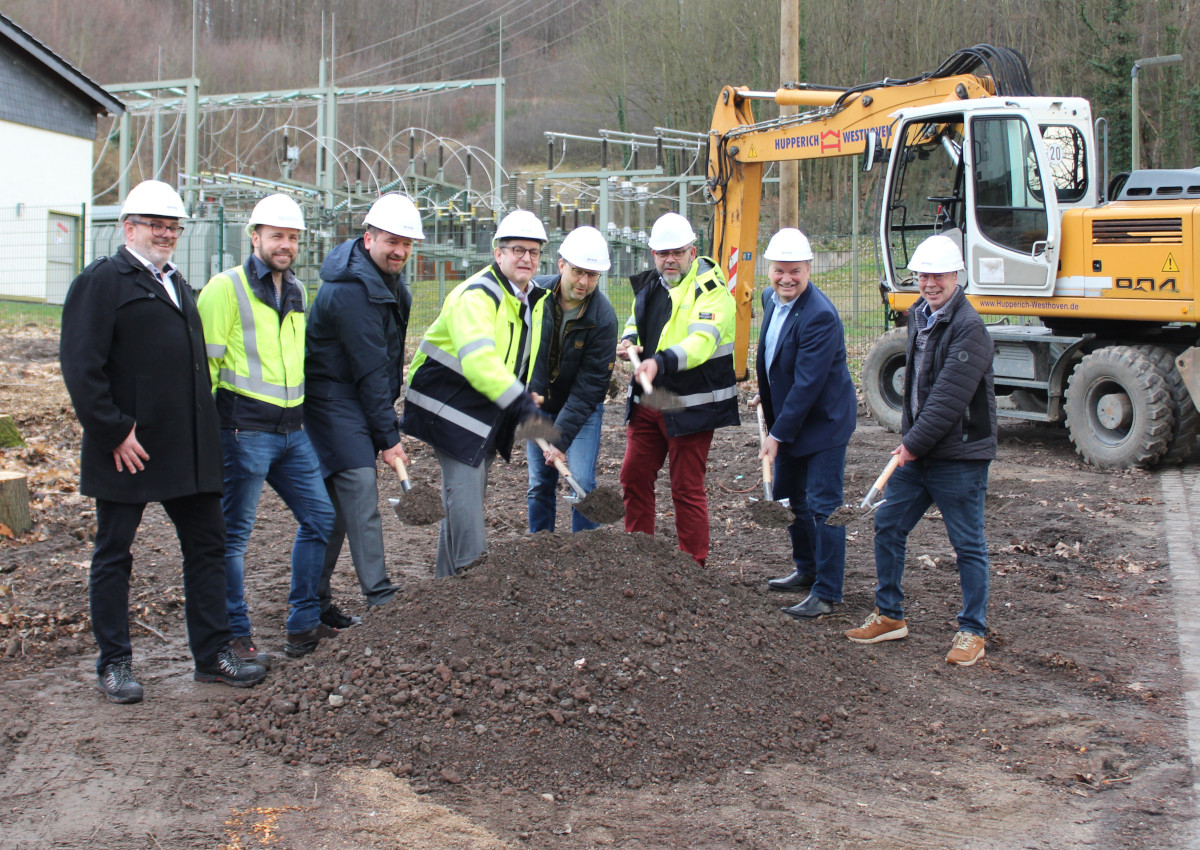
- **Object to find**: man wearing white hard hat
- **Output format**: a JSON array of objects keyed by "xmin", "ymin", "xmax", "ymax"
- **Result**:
[
  {"xmin": 616, "ymin": 211, "xmax": 739, "ymax": 566},
  {"xmin": 845, "ymin": 234, "xmax": 997, "ymax": 667},
  {"xmin": 198, "ymin": 194, "xmax": 337, "ymax": 662},
  {"xmin": 61, "ymin": 180, "xmax": 268, "ymax": 703},
  {"xmin": 750, "ymin": 228, "xmax": 856, "ymax": 619},
  {"xmin": 305, "ymin": 193, "xmax": 422, "ymax": 615},
  {"xmin": 403, "ymin": 209, "xmax": 555, "ymax": 575},
  {"xmin": 526, "ymin": 226, "xmax": 619, "ymax": 532}
]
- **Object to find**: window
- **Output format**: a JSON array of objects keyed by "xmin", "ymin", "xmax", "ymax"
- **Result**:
[{"xmin": 971, "ymin": 117, "xmax": 1048, "ymax": 253}]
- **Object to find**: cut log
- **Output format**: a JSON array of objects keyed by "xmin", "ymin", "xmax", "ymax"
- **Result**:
[
  {"xmin": 0, "ymin": 416, "xmax": 24, "ymax": 448},
  {"xmin": 0, "ymin": 471, "xmax": 32, "ymax": 536}
]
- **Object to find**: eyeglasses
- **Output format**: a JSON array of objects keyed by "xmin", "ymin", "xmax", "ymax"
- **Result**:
[
  {"xmin": 653, "ymin": 247, "xmax": 691, "ymax": 260},
  {"xmin": 128, "ymin": 218, "xmax": 185, "ymax": 237},
  {"xmin": 565, "ymin": 263, "xmax": 601, "ymax": 283},
  {"xmin": 501, "ymin": 245, "xmax": 542, "ymax": 260}
]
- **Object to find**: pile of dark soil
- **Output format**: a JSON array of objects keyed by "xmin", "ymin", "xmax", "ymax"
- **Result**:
[{"xmin": 210, "ymin": 528, "xmax": 851, "ymax": 797}]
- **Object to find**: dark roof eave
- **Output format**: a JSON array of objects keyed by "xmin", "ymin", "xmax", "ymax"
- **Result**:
[{"xmin": 0, "ymin": 12, "xmax": 125, "ymax": 116}]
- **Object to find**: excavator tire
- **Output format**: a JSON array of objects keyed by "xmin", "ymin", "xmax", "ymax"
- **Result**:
[
  {"xmin": 1134, "ymin": 345, "xmax": 1198, "ymax": 465},
  {"xmin": 861, "ymin": 328, "xmax": 907, "ymax": 434},
  {"xmin": 1063, "ymin": 346, "xmax": 1174, "ymax": 469}
]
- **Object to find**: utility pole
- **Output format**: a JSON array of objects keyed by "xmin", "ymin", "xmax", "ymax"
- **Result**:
[
  {"xmin": 1131, "ymin": 54, "xmax": 1182, "ymax": 171},
  {"xmin": 779, "ymin": 0, "xmax": 799, "ymax": 229}
]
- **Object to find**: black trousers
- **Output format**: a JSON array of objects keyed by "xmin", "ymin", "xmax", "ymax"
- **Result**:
[{"xmin": 91, "ymin": 494, "xmax": 232, "ymax": 672}]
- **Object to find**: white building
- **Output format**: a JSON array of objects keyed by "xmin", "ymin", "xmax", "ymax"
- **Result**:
[{"xmin": 0, "ymin": 12, "xmax": 123, "ymax": 304}]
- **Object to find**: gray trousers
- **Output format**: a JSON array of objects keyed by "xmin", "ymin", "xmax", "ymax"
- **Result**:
[
  {"xmin": 435, "ymin": 448, "xmax": 493, "ymax": 578},
  {"xmin": 319, "ymin": 466, "xmax": 396, "ymax": 608}
]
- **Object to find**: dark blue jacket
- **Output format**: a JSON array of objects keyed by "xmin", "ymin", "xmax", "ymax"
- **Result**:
[
  {"xmin": 528, "ymin": 273, "xmax": 618, "ymax": 450},
  {"xmin": 901, "ymin": 286, "xmax": 997, "ymax": 461},
  {"xmin": 755, "ymin": 283, "xmax": 856, "ymax": 456},
  {"xmin": 304, "ymin": 238, "xmax": 410, "ymax": 474}
]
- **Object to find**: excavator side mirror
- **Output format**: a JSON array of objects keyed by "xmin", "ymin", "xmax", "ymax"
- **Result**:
[{"xmin": 861, "ymin": 131, "xmax": 878, "ymax": 172}]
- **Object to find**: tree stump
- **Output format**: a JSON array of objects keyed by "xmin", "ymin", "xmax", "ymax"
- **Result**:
[
  {"xmin": 0, "ymin": 416, "xmax": 23, "ymax": 448},
  {"xmin": 0, "ymin": 472, "xmax": 32, "ymax": 536}
]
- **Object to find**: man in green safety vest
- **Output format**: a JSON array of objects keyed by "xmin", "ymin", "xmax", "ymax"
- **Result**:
[
  {"xmin": 402, "ymin": 209, "xmax": 553, "ymax": 577},
  {"xmin": 617, "ymin": 212, "xmax": 740, "ymax": 566},
  {"xmin": 198, "ymin": 194, "xmax": 338, "ymax": 662}
]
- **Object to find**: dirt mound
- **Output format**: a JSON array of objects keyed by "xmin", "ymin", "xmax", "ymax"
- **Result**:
[{"xmin": 210, "ymin": 528, "xmax": 846, "ymax": 797}]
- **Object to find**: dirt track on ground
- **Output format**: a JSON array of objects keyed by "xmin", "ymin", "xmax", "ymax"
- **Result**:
[{"xmin": 0, "ymin": 327, "xmax": 1195, "ymax": 848}]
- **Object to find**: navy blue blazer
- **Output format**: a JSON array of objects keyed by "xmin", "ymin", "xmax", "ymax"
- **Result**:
[{"xmin": 755, "ymin": 283, "xmax": 857, "ymax": 457}]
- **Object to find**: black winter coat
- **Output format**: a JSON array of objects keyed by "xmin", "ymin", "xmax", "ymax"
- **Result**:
[
  {"xmin": 60, "ymin": 247, "xmax": 223, "ymax": 503},
  {"xmin": 901, "ymin": 286, "xmax": 998, "ymax": 460},
  {"xmin": 528, "ymin": 274, "xmax": 618, "ymax": 450},
  {"xmin": 304, "ymin": 238, "xmax": 409, "ymax": 474}
]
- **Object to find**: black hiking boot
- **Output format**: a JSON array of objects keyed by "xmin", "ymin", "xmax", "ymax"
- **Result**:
[
  {"xmin": 194, "ymin": 646, "xmax": 269, "ymax": 688},
  {"xmin": 97, "ymin": 658, "xmax": 144, "ymax": 704}
]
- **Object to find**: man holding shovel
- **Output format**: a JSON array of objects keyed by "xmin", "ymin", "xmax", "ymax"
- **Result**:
[
  {"xmin": 526, "ymin": 226, "xmax": 619, "ymax": 533},
  {"xmin": 305, "ymin": 193, "xmax": 423, "ymax": 621},
  {"xmin": 751, "ymin": 229, "xmax": 856, "ymax": 619},
  {"xmin": 617, "ymin": 212, "xmax": 739, "ymax": 566},
  {"xmin": 402, "ymin": 210, "xmax": 555, "ymax": 576},
  {"xmin": 845, "ymin": 235, "xmax": 996, "ymax": 667},
  {"xmin": 198, "ymin": 194, "xmax": 336, "ymax": 661}
]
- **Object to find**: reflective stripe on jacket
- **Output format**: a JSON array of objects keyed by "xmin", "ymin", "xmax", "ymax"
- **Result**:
[
  {"xmin": 198, "ymin": 262, "xmax": 307, "ymax": 431},
  {"xmin": 402, "ymin": 263, "xmax": 549, "ymax": 466},
  {"xmin": 622, "ymin": 257, "xmax": 740, "ymax": 436}
]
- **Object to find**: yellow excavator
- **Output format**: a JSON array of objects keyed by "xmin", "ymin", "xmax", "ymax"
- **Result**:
[{"xmin": 707, "ymin": 45, "xmax": 1200, "ymax": 468}]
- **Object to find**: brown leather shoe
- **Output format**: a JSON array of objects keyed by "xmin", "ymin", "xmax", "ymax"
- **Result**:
[
  {"xmin": 229, "ymin": 636, "xmax": 272, "ymax": 669},
  {"xmin": 845, "ymin": 609, "xmax": 908, "ymax": 644},
  {"xmin": 284, "ymin": 623, "xmax": 340, "ymax": 658},
  {"xmin": 945, "ymin": 631, "xmax": 985, "ymax": 666}
]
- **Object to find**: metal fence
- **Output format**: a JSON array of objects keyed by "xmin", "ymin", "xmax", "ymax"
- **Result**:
[{"xmin": 0, "ymin": 203, "xmax": 890, "ymax": 372}]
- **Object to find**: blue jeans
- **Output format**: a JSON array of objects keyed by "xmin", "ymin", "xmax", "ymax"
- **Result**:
[
  {"xmin": 527, "ymin": 405, "xmax": 604, "ymax": 533},
  {"xmin": 220, "ymin": 429, "xmax": 335, "ymax": 635},
  {"xmin": 774, "ymin": 442, "xmax": 848, "ymax": 603},
  {"xmin": 873, "ymin": 458, "xmax": 991, "ymax": 636}
]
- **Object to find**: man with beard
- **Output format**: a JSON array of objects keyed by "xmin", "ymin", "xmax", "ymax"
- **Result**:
[
  {"xmin": 402, "ymin": 210, "xmax": 552, "ymax": 576},
  {"xmin": 617, "ymin": 212, "xmax": 739, "ymax": 566},
  {"xmin": 198, "ymin": 194, "xmax": 337, "ymax": 661},
  {"xmin": 305, "ymin": 194, "xmax": 422, "ymax": 618},
  {"xmin": 61, "ymin": 180, "xmax": 268, "ymax": 702}
]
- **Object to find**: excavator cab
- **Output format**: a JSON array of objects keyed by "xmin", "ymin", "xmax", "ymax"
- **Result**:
[{"xmin": 879, "ymin": 100, "xmax": 1067, "ymax": 308}]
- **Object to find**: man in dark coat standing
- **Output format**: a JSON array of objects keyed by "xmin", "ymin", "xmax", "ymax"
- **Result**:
[
  {"xmin": 304, "ymin": 193, "xmax": 422, "ymax": 616},
  {"xmin": 845, "ymin": 235, "xmax": 997, "ymax": 667},
  {"xmin": 60, "ymin": 180, "xmax": 268, "ymax": 703},
  {"xmin": 526, "ymin": 226, "xmax": 618, "ymax": 533},
  {"xmin": 752, "ymin": 229, "xmax": 857, "ymax": 619}
]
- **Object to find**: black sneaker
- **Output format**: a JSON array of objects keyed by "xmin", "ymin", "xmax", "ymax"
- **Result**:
[
  {"xmin": 285, "ymin": 623, "xmax": 341, "ymax": 658},
  {"xmin": 320, "ymin": 603, "xmax": 361, "ymax": 629},
  {"xmin": 229, "ymin": 635, "xmax": 272, "ymax": 670},
  {"xmin": 194, "ymin": 646, "xmax": 269, "ymax": 688},
  {"xmin": 97, "ymin": 658, "xmax": 143, "ymax": 704}
]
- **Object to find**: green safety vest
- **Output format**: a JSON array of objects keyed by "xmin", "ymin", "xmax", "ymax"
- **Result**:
[{"xmin": 197, "ymin": 264, "xmax": 306, "ymax": 408}]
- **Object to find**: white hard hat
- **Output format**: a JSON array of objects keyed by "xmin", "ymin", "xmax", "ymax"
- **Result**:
[
  {"xmin": 363, "ymin": 193, "xmax": 425, "ymax": 240},
  {"xmin": 763, "ymin": 228, "xmax": 813, "ymax": 262},
  {"xmin": 246, "ymin": 194, "xmax": 306, "ymax": 237},
  {"xmin": 119, "ymin": 180, "xmax": 188, "ymax": 221},
  {"xmin": 558, "ymin": 226, "xmax": 611, "ymax": 272},
  {"xmin": 908, "ymin": 234, "xmax": 965, "ymax": 274},
  {"xmin": 647, "ymin": 212, "xmax": 696, "ymax": 251},
  {"xmin": 494, "ymin": 209, "xmax": 548, "ymax": 244}
]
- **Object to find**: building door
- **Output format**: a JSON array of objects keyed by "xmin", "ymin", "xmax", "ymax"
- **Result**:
[{"xmin": 46, "ymin": 212, "xmax": 79, "ymax": 305}]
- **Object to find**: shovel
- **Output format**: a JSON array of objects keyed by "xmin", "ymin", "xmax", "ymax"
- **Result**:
[
  {"xmin": 387, "ymin": 455, "xmax": 444, "ymax": 526},
  {"xmin": 747, "ymin": 404, "xmax": 793, "ymax": 528},
  {"xmin": 627, "ymin": 347, "xmax": 683, "ymax": 412},
  {"xmin": 534, "ymin": 437, "xmax": 624, "ymax": 525},
  {"xmin": 825, "ymin": 454, "xmax": 901, "ymax": 527}
]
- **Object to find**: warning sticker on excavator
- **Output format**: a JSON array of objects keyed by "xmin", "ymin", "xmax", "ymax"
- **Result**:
[{"xmin": 1163, "ymin": 253, "xmax": 1180, "ymax": 273}]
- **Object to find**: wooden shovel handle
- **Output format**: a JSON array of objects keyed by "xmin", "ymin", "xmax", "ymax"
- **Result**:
[
  {"xmin": 388, "ymin": 455, "xmax": 412, "ymax": 492},
  {"xmin": 860, "ymin": 454, "xmax": 901, "ymax": 507},
  {"xmin": 755, "ymin": 404, "xmax": 773, "ymax": 490},
  {"xmin": 535, "ymin": 437, "xmax": 571, "ymax": 478},
  {"xmin": 626, "ymin": 347, "xmax": 657, "ymax": 396}
]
